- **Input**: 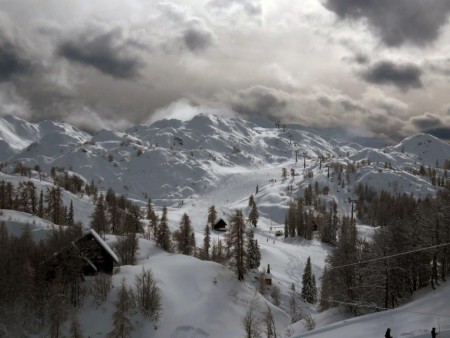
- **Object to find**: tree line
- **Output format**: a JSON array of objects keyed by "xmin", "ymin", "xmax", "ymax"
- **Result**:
[{"xmin": 320, "ymin": 188, "xmax": 450, "ymax": 314}]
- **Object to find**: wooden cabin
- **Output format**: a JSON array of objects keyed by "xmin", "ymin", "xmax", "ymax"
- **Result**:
[
  {"xmin": 45, "ymin": 229, "xmax": 119, "ymax": 281},
  {"xmin": 74, "ymin": 229, "xmax": 119, "ymax": 275},
  {"xmin": 213, "ymin": 218, "xmax": 227, "ymax": 231}
]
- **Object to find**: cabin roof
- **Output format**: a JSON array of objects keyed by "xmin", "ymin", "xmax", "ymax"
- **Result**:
[{"xmin": 89, "ymin": 229, "xmax": 119, "ymax": 263}]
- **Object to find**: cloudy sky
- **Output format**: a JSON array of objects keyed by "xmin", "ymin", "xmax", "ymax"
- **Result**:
[{"xmin": 0, "ymin": 0, "xmax": 450, "ymax": 141}]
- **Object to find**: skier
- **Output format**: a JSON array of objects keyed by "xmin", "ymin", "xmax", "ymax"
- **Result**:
[
  {"xmin": 431, "ymin": 327, "xmax": 438, "ymax": 338},
  {"xmin": 385, "ymin": 328, "xmax": 393, "ymax": 338}
]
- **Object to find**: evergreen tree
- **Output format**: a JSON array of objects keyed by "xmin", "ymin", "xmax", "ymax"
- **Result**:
[
  {"xmin": 281, "ymin": 168, "xmax": 288, "ymax": 179},
  {"xmin": 249, "ymin": 202, "xmax": 259, "ymax": 227},
  {"xmin": 301, "ymin": 256, "xmax": 317, "ymax": 303},
  {"xmin": 90, "ymin": 193, "xmax": 108, "ymax": 236},
  {"xmin": 37, "ymin": 190, "xmax": 44, "ymax": 218},
  {"xmin": 105, "ymin": 188, "xmax": 119, "ymax": 234},
  {"xmin": 226, "ymin": 210, "xmax": 247, "ymax": 280},
  {"xmin": 156, "ymin": 207, "xmax": 172, "ymax": 252},
  {"xmin": 45, "ymin": 186, "xmax": 64, "ymax": 225},
  {"xmin": 67, "ymin": 200, "xmax": 74, "ymax": 226},
  {"xmin": 108, "ymin": 280, "xmax": 135, "ymax": 338},
  {"xmin": 207, "ymin": 205, "xmax": 217, "ymax": 227},
  {"xmin": 173, "ymin": 213, "xmax": 196, "ymax": 255},
  {"xmin": 201, "ymin": 225, "xmax": 211, "ymax": 260},
  {"xmin": 248, "ymin": 194, "xmax": 255, "ymax": 207},
  {"xmin": 246, "ymin": 230, "xmax": 261, "ymax": 270},
  {"xmin": 124, "ymin": 204, "xmax": 143, "ymax": 233}
]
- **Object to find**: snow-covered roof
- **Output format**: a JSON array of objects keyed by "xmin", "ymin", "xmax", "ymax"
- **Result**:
[{"xmin": 89, "ymin": 229, "xmax": 119, "ymax": 263}]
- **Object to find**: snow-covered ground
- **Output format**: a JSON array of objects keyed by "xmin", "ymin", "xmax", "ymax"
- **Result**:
[{"xmin": 1, "ymin": 113, "xmax": 450, "ymax": 337}]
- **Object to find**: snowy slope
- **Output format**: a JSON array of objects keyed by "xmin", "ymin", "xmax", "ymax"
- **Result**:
[
  {"xmin": 291, "ymin": 281, "xmax": 450, "ymax": 338},
  {"xmin": 1, "ymin": 113, "xmax": 449, "ymax": 337},
  {"xmin": 77, "ymin": 240, "xmax": 291, "ymax": 338}
]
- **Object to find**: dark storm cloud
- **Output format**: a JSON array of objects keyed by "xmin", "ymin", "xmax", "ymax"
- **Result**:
[
  {"xmin": 361, "ymin": 61, "xmax": 423, "ymax": 91},
  {"xmin": 324, "ymin": 0, "xmax": 450, "ymax": 47},
  {"xmin": 58, "ymin": 28, "xmax": 145, "ymax": 80},
  {"xmin": 229, "ymin": 86, "xmax": 287, "ymax": 118},
  {"xmin": 0, "ymin": 41, "xmax": 32, "ymax": 81},
  {"xmin": 410, "ymin": 113, "xmax": 444, "ymax": 130},
  {"xmin": 424, "ymin": 127, "xmax": 450, "ymax": 140},
  {"xmin": 409, "ymin": 113, "xmax": 450, "ymax": 139},
  {"xmin": 183, "ymin": 27, "xmax": 214, "ymax": 52}
]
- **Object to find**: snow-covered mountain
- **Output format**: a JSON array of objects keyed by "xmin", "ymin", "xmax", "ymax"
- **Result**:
[{"xmin": 1, "ymin": 112, "xmax": 449, "ymax": 338}]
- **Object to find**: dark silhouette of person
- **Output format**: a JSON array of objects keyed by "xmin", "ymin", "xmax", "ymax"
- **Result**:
[
  {"xmin": 385, "ymin": 328, "xmax": 393, "ymax": 338},
  {"xmin": 431, "ymin": 327, "xmax": 438, "ymax": 338}
]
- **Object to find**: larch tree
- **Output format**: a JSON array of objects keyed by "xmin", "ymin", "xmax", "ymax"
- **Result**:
[
  {"xmin": 108, "ymin": 279, "xmax": 135, "ymax": 338},
  {"xmin": 241, "ymin": 303, "xmax": 262, "ymax": 338},
  {"xmin": 226, "ymin": 209, "xmax": 247, "ymax": 280},
  {"xmin": 134, "ymin": 268, "xmax": 162, "ymax": 323}
]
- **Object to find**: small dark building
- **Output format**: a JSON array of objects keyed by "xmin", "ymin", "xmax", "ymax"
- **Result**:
[
  {"xmin": 45, "ymin": 229, "xmax": 119, "ymax": 281},
  {"xmin": 213, "ymin": 218, "xmax": 227, "ymax": 231},
  {"xmin": 74, "ymin": 229, "xmax": 119, "ymax": 275}
]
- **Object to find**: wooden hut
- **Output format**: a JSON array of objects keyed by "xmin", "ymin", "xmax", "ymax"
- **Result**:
[
  {"xmin": 74, "ymin": 229, "xmax": 119, "ymax": 275},
  {"xmin": 213, "ymin": 218, "xmax": 227, "ymax": 231},
  {"xmin": 45, "ymin": 229, "xmax": 119, "ymax": 281}
]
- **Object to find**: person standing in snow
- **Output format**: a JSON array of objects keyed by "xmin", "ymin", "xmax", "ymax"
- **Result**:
[
  {"xmin": 385, "ymin": 328, "xmax": 393, "ymax": 338},
  {"xmin": 431, "ymin": 327, "xmax": 438, "ymax": 338}
]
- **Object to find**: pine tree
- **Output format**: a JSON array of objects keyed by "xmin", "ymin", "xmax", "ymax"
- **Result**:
[
  {"xmin": 124, "ymin": 204, "xmax": 143, "ymax": 233},
  {"xmin": 67, "ymin": 200, "xmax": 74, "ymax": 226},
  {"xmin": 249, "ymin": 203, "xmax": 259, "ymax": 227},
  {"xmin": 37, "ymin": 190, "xmax": 44, "ymax": 218},
  {"xmin": 301, "ymin": 256, "xmax": 316, "ymax": 303},
  {"xmin": 281, "ymin": 168, "xmax": 288, "ymax": 179},
  {"xmin": 146, "ymin": 199, "xmax": 156, "ymax": 221},
  {"xmin": 246, "ymin": 230, "xmax": 261, "ymax": 270},
  {"xmin": 207, "ymin": 205, "xmax": 217, "ymax": 227},
  {"xmin": 173, "ymin": 213, "xmax": 196, "ymax": 255},
  {"xmin": 105, "ymin": 188, "xmax": 119, "ymax": 234},
  {"xmin": 248, "ymin": 194, "xmax": 255, "ymax": 207},
  {"xmin": 108, "ymin": 280, "xmax": 135, "ymax": 338},
  {"xmin": 156, "ymin": 206, "xmax": 172, "ymax": 252},
  {"xmin": 226, "ymin": 210, "xmax": 247, "ymax": 280}
]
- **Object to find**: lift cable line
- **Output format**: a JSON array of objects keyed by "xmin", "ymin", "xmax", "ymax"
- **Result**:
[
  {"xmin": 317, "ymin": 297, "xmax": 450, "ymax": 318},
  {"xmin": 327, "ymin": 242, "xmax": 450, "ymax": 271}
]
